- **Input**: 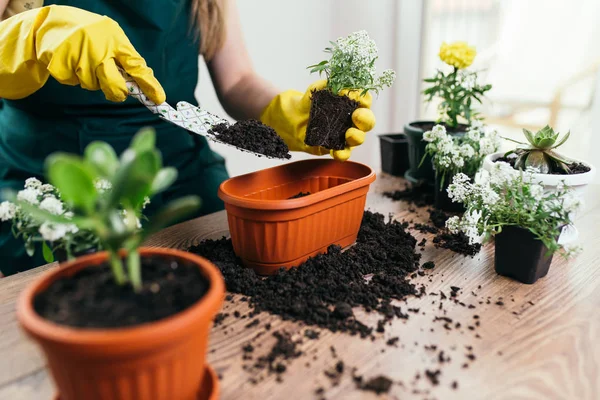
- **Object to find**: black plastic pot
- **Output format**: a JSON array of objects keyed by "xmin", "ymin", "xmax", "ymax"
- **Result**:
[
  {"xmin": 404, "ymin": 121, "xmax": 468, "ymax": 185},
  {"xmin": 434, "ymin": 172, "xmax": 466, "ymax": 213},
  {"xmin": 494, "ymin": 226, "xmax": 558, "ymax": 284},
  {"xmin": 379, "ymin": 133, "xmax": 410, "ymax": 176}
]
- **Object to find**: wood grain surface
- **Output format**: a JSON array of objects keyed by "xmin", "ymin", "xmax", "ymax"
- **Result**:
[{"xmin": 0, "ymin": 174, "xmax": 598, "ymax": 400}]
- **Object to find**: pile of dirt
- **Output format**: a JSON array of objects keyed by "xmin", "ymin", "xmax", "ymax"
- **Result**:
[
  {"xmin": 433, "ymin": 232, "xmax": 481, "ymax": 257},
  {"xmin": 209, "ymin": 120, "xmax": 291, "ymax": 159},
  {"xmin": 383, "ymin": 183, "xmax": 434, "ymax": 207},
  {"xmin": 189, "ymin": 211, "xmax": 422, "ymax": 337}
]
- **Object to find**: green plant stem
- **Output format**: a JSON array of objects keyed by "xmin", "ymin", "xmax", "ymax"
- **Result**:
[
  {"xmin": 127, "ymin": 249, "xmax": 142, "ymax": 293},
  {"xmin": 109, "ymin": 251, "xmax": 127, "ymax": 286}
]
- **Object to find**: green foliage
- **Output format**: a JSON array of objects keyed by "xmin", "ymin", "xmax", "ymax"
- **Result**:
[
  {"xmin": 423, "ymin": 68, "xmax": 491, "ymax": 128},
  {"xmin": 15, "ymin": 128, "xmax": 200, "ymax": 292},
  {"xmin": 505, "ymin": 125, "xmax": 572, "ymax": 174},
  {"xmin": 307, "ymin": 31, "xmax": 396, "ymax": 96}
]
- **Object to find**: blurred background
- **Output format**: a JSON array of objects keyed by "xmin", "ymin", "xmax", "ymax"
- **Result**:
[{"xmin": 196, "ymin": 0, "xmax": 600, "ymax": 180}]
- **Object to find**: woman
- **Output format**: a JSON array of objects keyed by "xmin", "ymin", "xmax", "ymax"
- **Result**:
[{"xmin": 0, "ymin": 0, "xmax": 375, "ymax": 275}]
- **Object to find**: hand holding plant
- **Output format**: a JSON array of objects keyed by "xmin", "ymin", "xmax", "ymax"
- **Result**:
[
  {"xmin": 423, "ymin": 41, "xmax": 492, "ymax": 128},
  {"xmin": 14, "ymin": 128, "xmax": 200, "ymax": 291}
]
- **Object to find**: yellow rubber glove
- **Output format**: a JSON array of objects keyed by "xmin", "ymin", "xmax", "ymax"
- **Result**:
[
  {"xmin": 260, "ymin": 80, "xmax": 376, "ymax": 161},
  {"xmin": 0, "ymin": 5, "xmax": 165, "ymax": 103}
]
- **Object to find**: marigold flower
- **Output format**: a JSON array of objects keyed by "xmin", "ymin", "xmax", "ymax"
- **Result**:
[{"xmin": 439, "ymin": 41, "xmax": 476, "ymax": 69}]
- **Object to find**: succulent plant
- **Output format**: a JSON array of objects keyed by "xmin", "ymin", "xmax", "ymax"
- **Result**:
[{"xmin": 506, "ymin": 125, "xmax": 571, "ymax": 174}]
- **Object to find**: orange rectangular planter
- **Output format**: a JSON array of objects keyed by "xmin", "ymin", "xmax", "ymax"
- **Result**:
[{"xmin": 218, "ymin": 159, "xmax": 376, "ymax": 274}]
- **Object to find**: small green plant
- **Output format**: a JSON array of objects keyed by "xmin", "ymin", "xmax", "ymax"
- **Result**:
[
  {"xmin": 308, "ymin": 30, "xmax": 396, "ymax": 96},
  {"xmin": 14, "ymin": 128, "xmax": 200, "ymax": 292},
  {"xmin": 445, "ymin": 162, "xmax": 580, "ymax": 256},
  {"xmin": 505, "ymin": 125, "xmax": 571, "ymax": 174},
  {"xmin": 423, "ymin": 41, "xmax": 492, "ymax": 128}
]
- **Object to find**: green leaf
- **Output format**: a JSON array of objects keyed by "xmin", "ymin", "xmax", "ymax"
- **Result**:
[
  {"xmin": 42, "ymin": 241, "xmax": 54, "ymax": 263},
  {"xmin": 121, "ymin": 150, "xmax": 161, "ymax": 209},
  {"xmin": 522, "ymin": 129, "xmax": 536, "ymax": 146},
  {"xmin": 151, "ymin": 167, "xmax": 178, "ymax": 195},
  {"xmin": 85, "ymin": 141, "xmax": 118, "ymax": 177},
  {"xmin": 46, "ymin": 154, "xmax": 97, "ymax": 213},
  {"xmin": 552, "ymin": 130, "xmax": 570, "ymax": 149},
  {"xmin": 130, "ymin": 128, "xmax": 156, "ymax": 154}
]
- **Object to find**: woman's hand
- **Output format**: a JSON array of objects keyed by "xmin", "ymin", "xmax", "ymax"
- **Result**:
[
  {"xmin": 0, "ymin": 5, "xmax": 165, "ymax": 103},
  {"xmin": 260, "ymin": 80, "xmax": 376, "ymax": 161}
]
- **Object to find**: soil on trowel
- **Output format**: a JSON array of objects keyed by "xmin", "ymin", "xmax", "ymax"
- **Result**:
[
  {"xmin": 34, "ymin": 257, "xmax": 209, "ymax": 328},
  {"xmin": 209, "ymin": 119, "xmax": 291, "ymax": 159},
  {"xmin": 189, "ymin": 211, "xmax": 422, "ymax": 337},
  {"xmin": 304, "ymin": 90, "xmax": 359, "ymax": 150}
]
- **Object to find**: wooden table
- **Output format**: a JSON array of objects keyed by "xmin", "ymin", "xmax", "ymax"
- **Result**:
[{"xmin": 1, "ymin": 174, "xmax": 599, "ymax": 400}]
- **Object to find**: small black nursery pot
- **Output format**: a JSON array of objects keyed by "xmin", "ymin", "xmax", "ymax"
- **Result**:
[
  {"xmin": 434, "ymin": 172, "xmax": 466, "ymax": 213},
  {"xmin": 494, "ymin": 226, "xmax": 559, "ymax": 284},
  {"xmin": 379, "ymin": 134, "xmax": 410, "ymax": 176}
]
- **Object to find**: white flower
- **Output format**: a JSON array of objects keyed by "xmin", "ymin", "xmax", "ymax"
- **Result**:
[
  {"xmin": 447, "ymin": 173, "xmax": 472, "ymax": 202},
  {"xmin": 0, "ymin": 201, "xmax": 17, "ymax": 221},
  {"xmin": 24, "ymin": 178, "xmax": 42, "ymax": 190},
  {"xmin": 562, "ymin": 193, "xmax": 582, "ymax": 214},
  {"xmin": 470, "ymin": 119, "xmax": 484, "ymax": 131},
  {"xmin": 39, "ymin": 196, "xmax": 64, "ymax": 215},
  {"xmin": 529, "ymin": 184, "xmax": 544, "ymax": 202},
  {"xmin": 459, "ymin": 143, "xmax": 475, "ymax": 158},
  {"xmin": 466, "ymin": 128, "xmax": 481, "ymax": 142},
  {"xmin": 38, "ymin": 222, "xmax": 78, "ymax": 242},
  {"xmin": 122, "ymin": 209, "xmax": 142, "ymax": 229},
  {"xmin": 480, "ymin": 185, "xmax": 500, "ymax": 205},
  {"xmin": 17, "ymin": 188, "xmax": 41, "ymax": 205},
  {"xmin": 377, "ymin": 69, "xmax": 396, "ymax": 88},
  {"xmin": 40, "ymin": 184, "xmax": 55, "ymax": 193},
  {"xmin": 445, "ymin": 216, "xmax": 461, "ymax": 234},
  {"xmin": 95, "ymin": 179, "xmax": 112, "ymax": 192},
  {"xmin": 489, "ymin": 162, "xmax": 515, "ymax": 185},
  {"xmin": 142, "ymin": 196, "xmax": 151, "ymax": 209}
]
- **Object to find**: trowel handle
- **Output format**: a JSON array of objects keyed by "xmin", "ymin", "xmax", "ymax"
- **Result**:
[{"xmin": 119, "ymin": 67, "xmax": 174, "ymax": 116}]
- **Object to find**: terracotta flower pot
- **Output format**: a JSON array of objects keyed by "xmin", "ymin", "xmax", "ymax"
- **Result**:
[
  {"xmin": 379, "ymin": 133, "xmax": 410, "ymax": 177},
  {"xmin": 404, "ymin": 121, "xmax": 468, "ymax": 185},
  {"xmin": 218, "ymin": 159, "xmax": 376, "ymax": 274},
  {"xmin": 494, "ymin": 226, "xmax": 557, "ymax": 284},
  {"xmin": 17, "ymin": 248, "xmax": 225, "ymax": 400}
]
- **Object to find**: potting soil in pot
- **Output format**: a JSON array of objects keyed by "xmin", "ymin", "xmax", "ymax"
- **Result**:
[
  {"xmin": 304, "ymin": 90, "xmax": 359, "ymax": 150},
  {"xmin": 495, "ymin": 155, "xmax": 591, "ymax": 175},
  {"xmin": 209, "ymin": 120, "xmax": 292, "ymax": 159},
  {"xmin": 34, "ymin": 257, "xmax": 209, "ymax": 328},
  {"xmin": 189, "ymin": 211, "xmax": 421, "ymax": 337},
  {"xmin": 287, "ymin": 191, "xmax": 311, "ymax": 199}
]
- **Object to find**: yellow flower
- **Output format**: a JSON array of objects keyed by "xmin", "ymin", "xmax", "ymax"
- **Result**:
[{"xmin": 439, "ymin": 41, "xmax": 476, "ymax": 69}]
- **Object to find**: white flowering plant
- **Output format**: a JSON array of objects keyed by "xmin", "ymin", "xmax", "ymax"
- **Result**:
[
  {"xmin": 308, "ymin": 30, "xmax": 396, "ymax": 96},
  {"xmin": 445, "ymin": 162, "xmax": 580, "ymax": 255},
  {"xmin": 422, "ymin": 122, "xmax": 501, "ymax": 187},
  {"xmin": 11, "ymin": 128, "xmax": 200, "ymax": 292},
  {"xmin": 1, "ymin": 178, "xmax": 96, "ymax": 263}
]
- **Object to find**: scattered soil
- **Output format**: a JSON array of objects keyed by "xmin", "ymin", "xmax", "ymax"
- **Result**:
[
  {"xmin": 495, "ymin": 155, "xmax": 590, "ymax": 175},
  {"xmin": 209, "ymin": 120, "xmax": 291, "ymax": 159},
  {"xmin": 413, "ymin": 223, "xmax": 438, "ymax": 234},
  {"xmin": 422, "ymin": 261, "xmax": 435, "ymax": 270},
  {"xmin": 287, "ymin": 192, "xmax": 311, "ymax": 199},
  {"xmin": 34, "ymin": 256, "xmax": 209, "ymax": 328},
  {"xmin": 189, "ymin": 211, "xmax": 421, "ymax": 337},
  {"xmin": 305, "ymin": 89, "xmax": 359, "ymax": 150},
  {"xmin": 254, "ymin": 331, "xmax": 302, "ymax": 375},
  {"xmin": 356, "ymin": 375, "xmax": 394, "ymax": 394},
  {"xmin": 383, "ymin": 183, "xmax": 434, "ymax": 207},
  {"xmin": 433, "ymin": 232, "xmax": 481, "ymax": 257}
]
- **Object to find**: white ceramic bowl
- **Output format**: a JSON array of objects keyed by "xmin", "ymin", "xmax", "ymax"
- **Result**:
[{"xmin": 482, "ymin": 152, "xmax": 596, "ymax": 197}]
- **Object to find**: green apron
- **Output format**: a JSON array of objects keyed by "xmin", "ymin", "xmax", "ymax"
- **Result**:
[{"xmin": 0, "ymin": 0, "xmax": 229, "ymax": 275}]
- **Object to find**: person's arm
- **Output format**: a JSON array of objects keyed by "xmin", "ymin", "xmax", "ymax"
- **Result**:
[
  {"xmin": 206, "ymin": 0, "xmax": 277, "ymax": 120},
  {"xmin": 0, "ymin": 0, "xmax": 9, "ymax": 20}
]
